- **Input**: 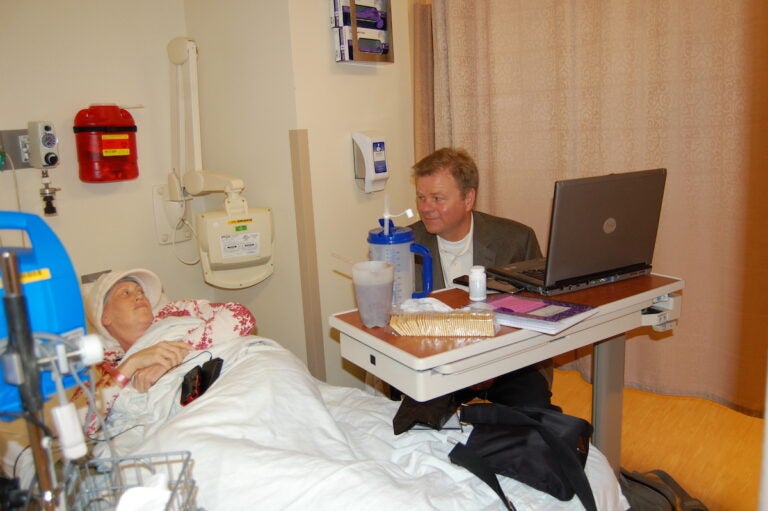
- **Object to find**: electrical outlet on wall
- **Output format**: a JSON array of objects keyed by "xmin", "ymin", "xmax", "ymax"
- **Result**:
[
  {"xmin": 152, "ymin": 184, "xmax": 193, "ymax": 245},
  {"xmin": 19, "ymin": 135, "xmax": 30, "ymax": 164},
  {"xmin": 0, "ymin": 129, "xmax": 32, "ymax": 171}
]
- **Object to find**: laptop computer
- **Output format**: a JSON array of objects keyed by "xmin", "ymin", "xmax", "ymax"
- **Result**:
[{"xmin": 487, "ymin": 168, "xmax": 667, "ymax": 296}]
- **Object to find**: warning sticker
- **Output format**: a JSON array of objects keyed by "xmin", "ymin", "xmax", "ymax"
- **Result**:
[{"xmin": 101, "ymin": 134, "xmax": 131, "ymax": 157}]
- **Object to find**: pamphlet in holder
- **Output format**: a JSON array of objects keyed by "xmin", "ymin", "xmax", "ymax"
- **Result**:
[{"xmin": 330, "ymin": 0, "xmax": 394, "ymax": 64}]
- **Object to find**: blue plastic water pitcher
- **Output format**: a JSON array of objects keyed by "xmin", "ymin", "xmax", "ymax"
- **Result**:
[{"xmin": 367, "ymin": 219, "xmax": 432, "ymax": 306}]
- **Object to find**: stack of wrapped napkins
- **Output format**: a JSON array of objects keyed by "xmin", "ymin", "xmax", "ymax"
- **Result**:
[
  {"xmin": 389, "ymin": 309, "xmax": 497, "ymax": 337},
  {"xmin": 389, "ymin": 297, "xmax": 498, "ymax": 337}
]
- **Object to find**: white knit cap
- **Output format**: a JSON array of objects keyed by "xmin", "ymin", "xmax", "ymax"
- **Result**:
[{"xmin": 84, "ymin": 268, "xmax": 163, "ymax": 342}]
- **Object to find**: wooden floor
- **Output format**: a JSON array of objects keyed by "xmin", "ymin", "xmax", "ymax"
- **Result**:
[{"xmin": 551, "ymin": 369, "xmax": 763, "ymax": 511}]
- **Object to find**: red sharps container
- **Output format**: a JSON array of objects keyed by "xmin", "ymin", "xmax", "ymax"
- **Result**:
[{"xmin": 73, "ymin": 104, "xmax": 139, "ymax": 182}]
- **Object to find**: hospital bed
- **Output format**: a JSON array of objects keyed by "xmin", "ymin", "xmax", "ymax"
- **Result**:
[{"xmin": 87, "ymin": 333, "xmax": 629, "ymax": 511}]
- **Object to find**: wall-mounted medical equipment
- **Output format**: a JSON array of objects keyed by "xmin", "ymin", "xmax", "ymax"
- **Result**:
[
  {"xmin": 196, "ymin": 207, "xmax": 273, "ymax": 289},
  {"xmin": 73, "ymin": 104, "xmax": 139, "ymax": 182},
  {"xmin": 352, "ymin": 131, "xmax": 388, "ymax": 193},
  {"xmin": 25, "ymin": 121, "xmax": 62, "ymax": 216},
  {"xmin": 186, "ymin": 171, "xmax": 274, "ymax": 288},
  {"xmin": 165, "ymin": 37, "xmax": 274, "ymax": 289},
  {"xmin": 27, "ymin": 121, "xmax": 59, "ymax": 169}
]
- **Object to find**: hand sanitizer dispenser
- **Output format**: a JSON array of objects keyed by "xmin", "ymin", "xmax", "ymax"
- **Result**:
[{"xmin": 352, "ymin": 132, "xmax": 388, "ymax": 193}]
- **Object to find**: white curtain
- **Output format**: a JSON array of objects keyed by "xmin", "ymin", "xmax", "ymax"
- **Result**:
[{"xmin": 416, "ymin": 0, "xmax": 768, "ymax": 416}]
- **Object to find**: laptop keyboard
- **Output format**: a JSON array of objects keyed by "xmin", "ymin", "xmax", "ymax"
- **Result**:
[{"xmin": 522, "ymin": 268, "xmax": 545, "ymax": 280}]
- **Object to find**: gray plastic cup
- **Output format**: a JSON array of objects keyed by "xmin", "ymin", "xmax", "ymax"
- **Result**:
[{"xmin": 352, "ymin": 261, "xmax": 394, "ymax": 328}]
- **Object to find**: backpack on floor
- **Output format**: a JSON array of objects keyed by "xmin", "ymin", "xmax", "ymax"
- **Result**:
[{"xmin": 619, "ymin": 468, "xmax": 708, "ymax": 511}]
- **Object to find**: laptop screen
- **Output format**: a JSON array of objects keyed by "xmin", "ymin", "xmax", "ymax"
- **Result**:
[{"xmin": 545, "ymin": 168, "xmax": 667, "ymax": 286}]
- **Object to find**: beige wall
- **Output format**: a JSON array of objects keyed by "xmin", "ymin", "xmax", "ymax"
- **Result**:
[
  {"xmin": 181, "ymin": 0, "xmax": 309, "ymax": 362},
  {"xmin": 0, "ymin": 1, "xmax": 206, "ymax": 297},
  {"xmin": 286, "ymin": 0, "xmax": 416, "ymax": 386},
  {"xmin": 0, "ymin": 0, "xmax": 415, "ymax": 388}
]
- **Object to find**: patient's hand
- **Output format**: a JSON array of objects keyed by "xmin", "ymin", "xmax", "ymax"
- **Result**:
[
  {"xmin": 131, "ymin": 364, "xmax": 171, "ymax": 393},
  {"xmin": 140, "ymin": 341, "xmax": 192, "ymax": 368},
  {"xmin": 117, "ymin": 341, "xmax": 192, "ymax": 391}
]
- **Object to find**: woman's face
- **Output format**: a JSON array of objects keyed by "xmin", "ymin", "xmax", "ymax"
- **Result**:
[
  {"xmin": 415, "ymin": 168, "xmax": 476, "ymax": 241},
  {"xmin": 101, "ymin": 280, "xmax": 154, "ymax": 349}
]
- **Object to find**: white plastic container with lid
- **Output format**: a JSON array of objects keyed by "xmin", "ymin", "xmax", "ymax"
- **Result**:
[{"xmin": 469, "ymin": 265, "xmax": 487, "ymax": 301}]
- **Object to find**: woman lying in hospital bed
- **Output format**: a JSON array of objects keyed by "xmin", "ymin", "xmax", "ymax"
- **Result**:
[{"xmin": 12, "ymin": 268, "xmax": 630, "ymax": 510}]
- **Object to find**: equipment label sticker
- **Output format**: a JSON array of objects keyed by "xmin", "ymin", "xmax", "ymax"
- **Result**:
[
  {"xmin": 219, "ymin": 232, "xmax": 260, "ymax": 259},
  {"xmin": 0, "ymin": 268, "xmax": 51, "ymax": 289},
  {"xmin": 373, "ymin": 141, "xmax": 387, "ymax": 174}
]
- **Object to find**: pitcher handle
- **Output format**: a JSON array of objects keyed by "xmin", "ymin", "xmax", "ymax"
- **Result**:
[{"xmin": 410, "ymin": 243, "xmax": 432, "ymax": 298}]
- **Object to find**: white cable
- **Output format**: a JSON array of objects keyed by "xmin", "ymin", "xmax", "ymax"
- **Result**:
[
  {"xmin": 71, "ymin": 365, "xmax": 117, "ymax": 457},
  {"xmin": 172, "ymin": 215, "xmax": 201, "ymax": 265},
  {"xmin": 6, "ymin": 154, "xmax": 23, "ymax": 213},
  {"xmin": 49, "ymin": 353, "xmax": 68, "ymax": 405}
]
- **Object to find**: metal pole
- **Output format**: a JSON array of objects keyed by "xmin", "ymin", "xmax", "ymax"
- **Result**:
[
  {"xmin": 591, "ymin": 333, "xmax": 626, "ymax": 476},
  {"xmin": 1, "ymin": 251, "xmax": 56, "ymax": 510}
]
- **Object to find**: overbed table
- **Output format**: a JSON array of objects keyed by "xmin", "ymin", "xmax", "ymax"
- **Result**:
[{"xmin": 329, "ymin": 274, "xmax": 684, "ymax": 472}]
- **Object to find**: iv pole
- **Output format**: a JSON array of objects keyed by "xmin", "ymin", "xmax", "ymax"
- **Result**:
[{"xmin": 1, "ymin": 251, "xmax": 56, "ymax": 510}]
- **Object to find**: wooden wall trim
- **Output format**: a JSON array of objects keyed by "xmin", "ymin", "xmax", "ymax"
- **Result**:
[{"xmin": 288, "ymin": 129, "xmax": 326, "ymax": 380}]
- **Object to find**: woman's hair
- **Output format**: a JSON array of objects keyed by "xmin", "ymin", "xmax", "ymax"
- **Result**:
[{"xmin": 411, "ymin": 147, "xmax": 479, "ymax": 197}]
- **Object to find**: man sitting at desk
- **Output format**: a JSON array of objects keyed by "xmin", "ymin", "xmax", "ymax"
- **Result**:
[{"xmin": 394, "ymin": 147, "xmax": 555, "ymax": 432}]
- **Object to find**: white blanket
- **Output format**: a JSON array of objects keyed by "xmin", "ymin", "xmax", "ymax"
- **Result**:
[{"xmin": 100, "ymin": 336, "xmax": 628, "ymax": 511}]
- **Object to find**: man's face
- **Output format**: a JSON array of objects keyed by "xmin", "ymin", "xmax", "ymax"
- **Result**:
[
  {"xmin": 101, "ymin": 280, "xmax": 154, "ymax": 348},
  {"xmin": 415, "ymin": 168, "xmax": 476, "ymax": 241}
]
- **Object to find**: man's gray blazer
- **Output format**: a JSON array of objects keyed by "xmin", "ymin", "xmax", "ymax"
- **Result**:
[{"xmin": 411, "ymin": 210, "xmax": 542, "ymax": 290}]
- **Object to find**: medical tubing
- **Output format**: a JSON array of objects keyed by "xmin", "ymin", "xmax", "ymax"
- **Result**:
[
  {"xmin": 47, "ymin": 351, "xmax": 68, "ymax": 406},
  {"xmin": 42, "ymin": 343, "xmax": 88, "ymax": 460},
  {"xmin": 75, "ymin": 365, "xmax": 121, "ymax": 460}
]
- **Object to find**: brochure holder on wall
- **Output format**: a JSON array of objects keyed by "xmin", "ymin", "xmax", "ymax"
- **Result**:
[{"xmin": 330, "ymin": 0, "xmax": 394, "ymax": 64}]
